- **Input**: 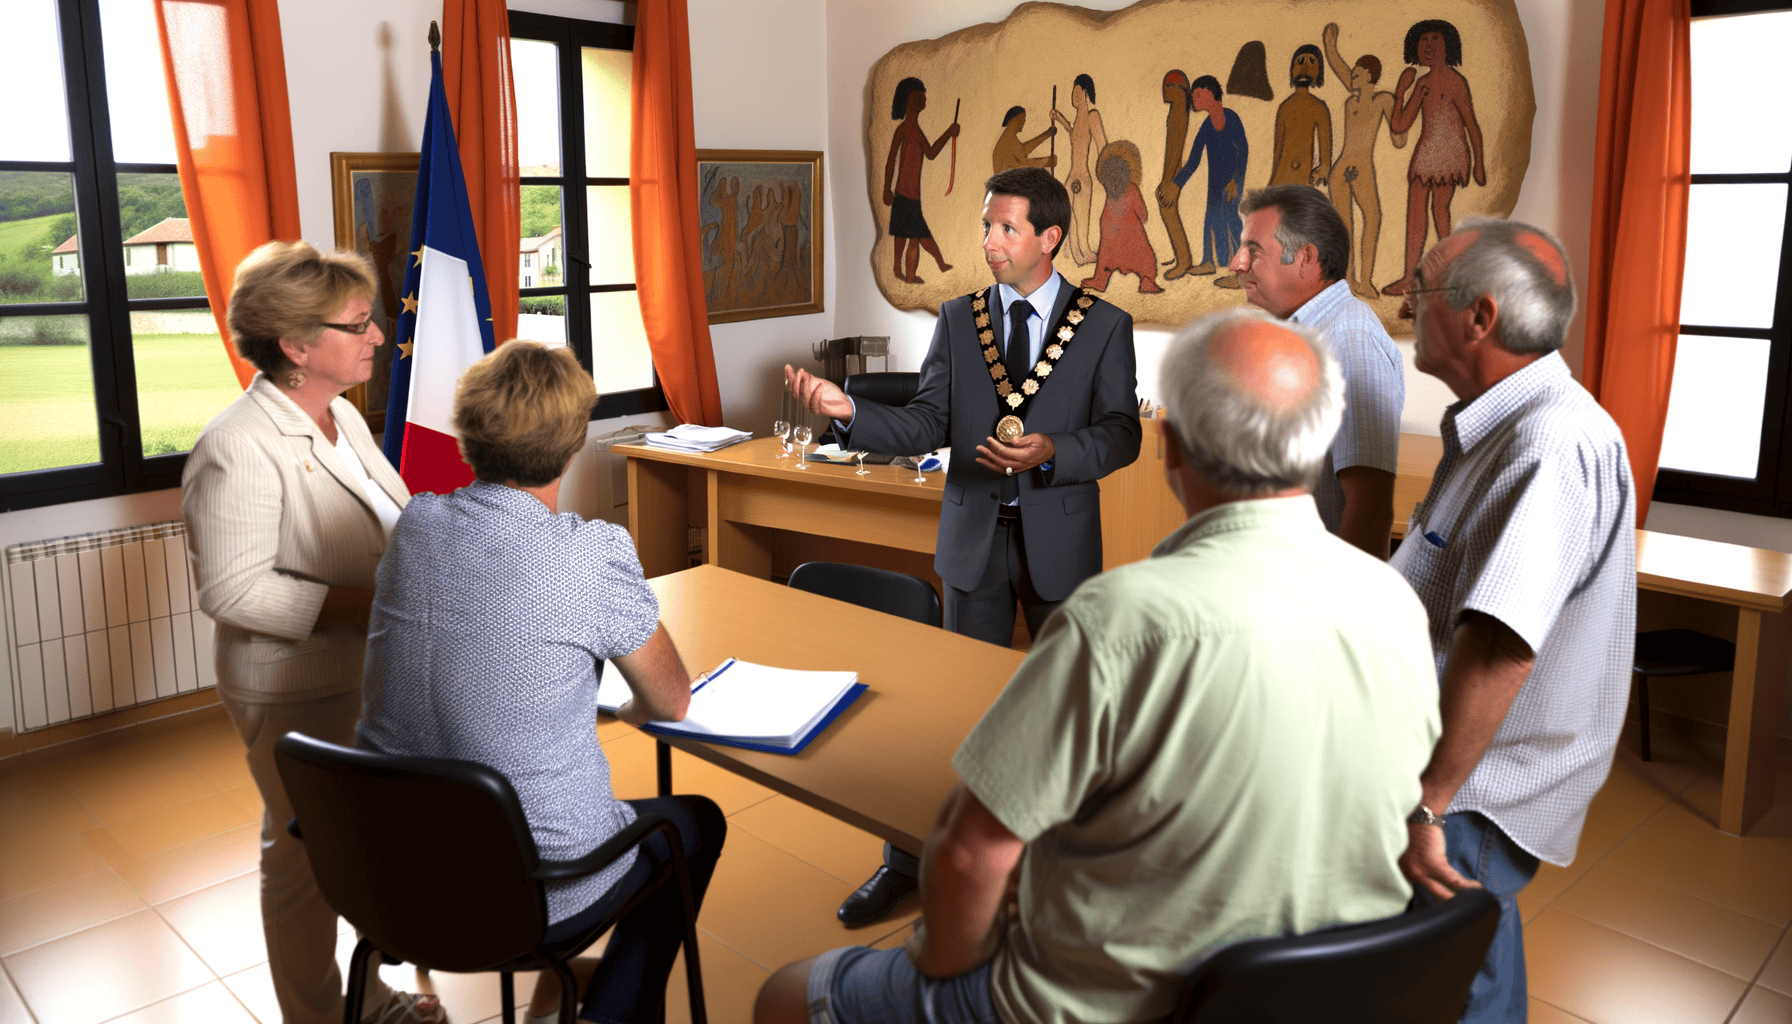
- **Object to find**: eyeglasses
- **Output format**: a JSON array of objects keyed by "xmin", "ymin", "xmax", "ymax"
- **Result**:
[
  {"xmin": 1402, "ymin": 285, "xmax": 1455, "ymax": 299},
  {"xmin": 319, "ymin": 317, "xmax": 376, "ymax": 335}
]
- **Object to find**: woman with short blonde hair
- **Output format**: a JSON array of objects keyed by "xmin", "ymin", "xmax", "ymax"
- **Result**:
[{"xmin": 453, "ymin": 340, "xmax": 597, "ymax": 486}]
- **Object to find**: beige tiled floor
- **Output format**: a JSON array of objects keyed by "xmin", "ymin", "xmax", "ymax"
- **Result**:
[{"xmin": 0, "ymin": 706, "xmax": 1787, "ymax": 1024}]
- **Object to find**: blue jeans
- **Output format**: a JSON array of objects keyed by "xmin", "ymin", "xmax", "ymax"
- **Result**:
[
  {"xmin": 1415, "ymin": 812, "xmax": 1539, "ymax": 1023},
  {"xmin": 806, "ymin": 946, "xmax": 999, "ymax": 1024}
]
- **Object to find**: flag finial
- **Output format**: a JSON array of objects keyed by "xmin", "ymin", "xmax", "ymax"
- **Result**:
[{"xmin": 428, "ymin": 20, "xmax": 441, "ymax": 52}]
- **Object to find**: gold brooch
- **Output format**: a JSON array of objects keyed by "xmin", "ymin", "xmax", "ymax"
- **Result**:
[
  {"xmin": 1046, "ymin": 344, "xmax": 1063, "ymax": 360},
  {"xmin": 998, "ymin": 381, "xmax": 1014, "ymax": 396},
  {"xmin": 983, "ymin": 345, "xmax": 999, "ymax": 363},
  {"xmin": 1022, "ymin": 379, "xmax": 1040, "ymax": 395},
  {"xmin": 1057, "ymin": 326, "xmax": 1074, "ymax": 342},
  {"xmin": 990, "ymin": 364, "xmax": 1006, "ymax": 380},
  {"xmin": 1035, "ymin": 363, "xmax": 1052, "ymax": 377},
  {"xmin": 975, "ymin": 313, "xmax": 989, "ymax": 328},
  {"xmin": 1007, "ymin": 392, "xmax": 1024, "ymax": 408},
  {"xmin": 1067, "ymin": 310, "xmax": 1084, "ymax": 325}
]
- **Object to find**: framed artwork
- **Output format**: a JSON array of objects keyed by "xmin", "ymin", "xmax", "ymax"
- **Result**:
[
  {"xmin": 330, "ymin": 151, "xmax": 419, "ymax": 432},
  {"xmin": 697, "ymin": 149, "xmax": 824, "ymax": 323}
]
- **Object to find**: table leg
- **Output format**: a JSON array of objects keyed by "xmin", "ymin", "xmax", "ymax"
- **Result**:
[
  {"xmin": 657, "ymin": 739, "xmax": 673, "ymax": 797},
  {"xmin": 1720, "ymin": 605, "xmax": 1791, "ymax": 835},
  {"xmin": 629, "ymin": 457, "xmax": 693, "ymax": 578},
  {"xmin": 707, "ymin": 470, "xmax": 773, "ymax": 577}
]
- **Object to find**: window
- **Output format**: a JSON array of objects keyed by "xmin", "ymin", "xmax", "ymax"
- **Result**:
[
  {"xmin": 1, "ymin": 0, "xmax": 235, "ymax": 512},
  {"xmin": 508, "ymin": 11, "xmax": 665, "ymax": 419},
  {"xmin": 1653, "ymin": 2, "xmax": 1792, "ymax": 515}
]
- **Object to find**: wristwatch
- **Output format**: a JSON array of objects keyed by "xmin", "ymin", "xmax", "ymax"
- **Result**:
[{"xmin": 1406, "ymin": 804, "xmax": 1445, "ymax": 827}]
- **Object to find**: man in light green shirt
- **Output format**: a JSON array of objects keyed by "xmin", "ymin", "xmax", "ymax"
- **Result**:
[{"xmin": 756, "ymin": 309, "xmax": 1441, "ymax": 1024}]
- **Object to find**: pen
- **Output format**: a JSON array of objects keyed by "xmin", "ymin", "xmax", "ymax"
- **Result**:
[{"xmin": 691, "ymin": 657, "xmax": 737, "ymax": 694}]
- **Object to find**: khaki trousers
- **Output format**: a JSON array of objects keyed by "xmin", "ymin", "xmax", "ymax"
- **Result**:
[{"xmin": 222, "ymin": 688, "xmax": 394, "ymax": 1024}]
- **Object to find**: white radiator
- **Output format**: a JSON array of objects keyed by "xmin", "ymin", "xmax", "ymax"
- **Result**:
[{"xmin": 4, "ymin": 521, "xmax": 215, "ymax": 733}]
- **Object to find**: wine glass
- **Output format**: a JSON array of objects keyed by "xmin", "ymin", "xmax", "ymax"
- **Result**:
[
  {"xmin": 772, "ymin": 419, "xmax": 790, "ymax": 458},
  {"xmin": 913, "ymin": 451, "xmax": 929, "ymax": 484},
  {"xmin": 854, "ymin": 450, "xmax": 870, "ymax": 476},
  {"xmin": 793, "ymin": 424, "xmax": 814, "ymax": 469}
]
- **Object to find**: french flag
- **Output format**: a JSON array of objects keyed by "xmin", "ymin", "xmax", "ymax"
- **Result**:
[{"xmin": 381, "ymin": 43, "xmax": 497, "ymax": 494}]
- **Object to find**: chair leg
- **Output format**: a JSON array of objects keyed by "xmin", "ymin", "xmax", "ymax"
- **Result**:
[
  {"xmin": 344, "ymin": 937, "xmax": 376, "ymax": 1024},
  {"xmin": 499, "ymin": 971, "xmax": 515, "ymax": 1024},
  {"xmin": 656, "ymin": 740, "xmax": 673, "ymax": 796},
  {"xmin": 1636, "ymin": 672, "xmax": 1652, "ymax": 762},
  {"xmin": 673, "ymin": 849, "xmax": 708, "ymax": 1024}
]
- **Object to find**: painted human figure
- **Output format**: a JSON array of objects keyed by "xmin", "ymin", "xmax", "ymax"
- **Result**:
[
  {"xmin": 1050, "ymin": 74, "xmax": 1108, "ymax": 266},
  {"xmin": 1269, "ymin": 45, "xmax": 1333, "ymax": 189},
  {"xmin": 1323, "ymin": 22, "xmax": 1408, "ymax": 300},
  {"xmin": 1083, "ymin": 142, "xmax": 1162, "ymax": 294},
  {"xmin": 991, "ymin": 106, "xmax": 1057, "ymax": 174},
  {"xmin": 705, "ymin": 175, "xmax": 741, "ymax": 310},
  {"xmin": 1156, "ymin": 70, "xmax": 1197, "ymax": 280},
  {"xmin": 1382, "ymin": 19, "xmax": 1485, "ymax": 296},
  {"xmin": 884, "ymin": 76, "xmax": 960, "ymax": 285},
  {"xmin": 1162, "ymin": 75, "xmax": 1248, "ymax": 287}
]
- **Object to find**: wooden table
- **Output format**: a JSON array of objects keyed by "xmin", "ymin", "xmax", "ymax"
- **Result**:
[{"xmin": 646, "ymin": 564, "xmax": 1025, "ymax": 854}]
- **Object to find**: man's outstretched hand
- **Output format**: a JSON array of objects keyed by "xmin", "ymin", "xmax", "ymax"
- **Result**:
[{"xmin": 784, "ymin": 364, "xmax": 853, "ymax": 422}]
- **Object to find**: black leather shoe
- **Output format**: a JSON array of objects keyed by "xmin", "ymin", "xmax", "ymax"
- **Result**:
[{"xmin": 837, "ymin": 865, "xmax": 917, "ymax": 927}]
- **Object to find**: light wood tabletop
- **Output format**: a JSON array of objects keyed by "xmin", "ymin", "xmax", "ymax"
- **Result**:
[{"xmin": 645, "ymin": 564, "xmax": 1025, "ymax": 854}]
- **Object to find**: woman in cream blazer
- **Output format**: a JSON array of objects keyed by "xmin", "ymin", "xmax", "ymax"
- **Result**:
[{"xmin": 182, "ymin": 242, "xmax": 435, "ymax": 1024}]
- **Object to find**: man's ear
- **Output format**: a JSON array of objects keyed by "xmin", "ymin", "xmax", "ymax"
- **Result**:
[
  {"xmin": 1040, "ymin": 224, "xmax": 1063, "ymax": 256},
  {"xmin": 1159, "ymin": 418, "xmax": 1183, "ymax": 471},
  {"xmin": 1465, "ymin": 293, "xmax": 1499, "ymax": 345},
  {"xmin": 1299, "ymin": 243, "xmax": 1322, "ymax": 279}
]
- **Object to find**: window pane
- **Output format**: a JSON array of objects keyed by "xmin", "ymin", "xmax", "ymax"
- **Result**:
[
  {"xmin": 131, "ymin": 310, "xmax": 237, "ymax": 457},
  {"xmin": 0, "ymin": 315, "xmax": 99, "ymax": 474},
  {"xmin": 1690, "ymin": 12, "xmax": 1792, "ymax": 175},
  {"xmin": 98, "ymin": 0, "xmax": 179, "ymax": 165},
  {"xmin": 1659, "ymin": 333, "xmax": 1770, "ymax": 479},
  {"xmin": 1679, "ymin": 183, "xmax": 1786, "ymax": 329},
  {"xmin": 0, "ymin": 173, "xmax": 83, "ymax": 306},
  {"xmin": 511, "ymin": 37, "xmax": 562, "ymax": 177},
  {"xmin": 117, "ymin": 173, "xmax": 203, "ymax": 298},
  {"xmin": 2, "ymin": 2, "xmax": 72, "ymax": 162},
  {"xmin": 590, "ymin": 290, "xmax": 652, "ymax": 394},
  {"xmin": 517, "ymin": 295, "xmax": 567, "ymax": 349},
  {"xmin": 582, "ymin": 47, "xmax": 632, "ymax": 179},
  {"xmin": 586, "ymin": 185, "xmax": 632, "ymax": 285},
  {"xmin": 520, "ymin": 186, "xmax": 563, "ymax": 289}
]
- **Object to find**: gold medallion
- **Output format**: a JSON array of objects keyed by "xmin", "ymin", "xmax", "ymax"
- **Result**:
[{"xmin": 996, "ymin": 415, "xmax": 1024, "ymax": 442}]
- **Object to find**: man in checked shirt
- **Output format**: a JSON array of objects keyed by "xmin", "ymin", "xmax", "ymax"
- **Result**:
[{"xmin": 1390, "ymin": 217, "xmax": 1636, "ymax": 1023}]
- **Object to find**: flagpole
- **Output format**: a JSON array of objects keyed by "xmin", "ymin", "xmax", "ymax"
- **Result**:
[{"xmin": 429, "ymin": 20, "xmax": 441, "ymax": 51}]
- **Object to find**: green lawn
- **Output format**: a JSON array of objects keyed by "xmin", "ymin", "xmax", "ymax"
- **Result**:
[
  {"xmin": 0, "ymin": 213, "xmax": 61, "ymax": 252},
  {"xmin": 0, "ymin": 333, "xmax": 242, "ymax": 475}
]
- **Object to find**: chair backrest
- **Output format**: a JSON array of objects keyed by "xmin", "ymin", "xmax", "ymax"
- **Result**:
[
  {"xmin": 274, "ymin": 732, "xmax": 546, "ymax": 972},
  {"xmin": 1174, "ymin": 888, "xmax": 1501, "ymax": 1024},
  {"xmin": 787, "ymin": 561, "xmax": 941, "ymax": 627},
  {"xmin": 843, "ymin": 372, "xmax": 919, "ymax": 407}
]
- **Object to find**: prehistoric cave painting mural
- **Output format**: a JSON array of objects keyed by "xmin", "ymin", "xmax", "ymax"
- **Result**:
[
  {"xmin": 1051, "ymin": 74, "xmax": 1108, "ymax": 266},
  {"xmin": 992, "ymin": 106, "xmax": 1058, "ymax": 174},
  {"xmin": 1269, "ymin": 44, "xmax": 1333, "ymax": 188},
  {"xmin": 864, "ymin": 0, "xmax": 1533, "ymax": 331},
  {"xmin": 883, "ymin": 76, "xmax": 961, "ymax": 285},
  {"xmin": 1383, "ymin": 18, "xmax": 1486, "ymax": 296}
]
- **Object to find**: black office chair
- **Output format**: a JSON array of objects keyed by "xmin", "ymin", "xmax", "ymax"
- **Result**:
[
  {"xmin": 273, "ymin": 732, "xmax": 707, "ymax": 1024},
  {"xmin": 843, "ymin": 371, "xmax": 920, "ymax": 407},
  {"xmin": 1633, "ymin": 628, "xmax": 1736, "ymax": 760},
  {"xmin": 787, "ymin": 560, "xmax": 941, "ymax": 627},
  {"xmin": 1172, "ymin": 888, "xmax": 1501, "ymax": 1024}
]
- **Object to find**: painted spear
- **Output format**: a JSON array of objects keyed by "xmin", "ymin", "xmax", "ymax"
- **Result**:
[{"xmin": 945, "ymin": 98, "xmax": 960, "ymax": 195}]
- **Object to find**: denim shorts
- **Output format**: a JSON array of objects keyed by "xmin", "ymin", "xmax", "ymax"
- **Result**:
[{"xmin": 806, "ymin": 946, "xmax": 1001, "ymax": 1024}]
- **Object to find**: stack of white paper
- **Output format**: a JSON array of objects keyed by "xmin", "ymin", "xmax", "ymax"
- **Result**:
[
  {"xmin": 597, "ymin": 658, "xmax": 860, "ymax": 751},
  {"xmin": 641, "ymin": 423, "xmax": 752, "ymax": 453}
]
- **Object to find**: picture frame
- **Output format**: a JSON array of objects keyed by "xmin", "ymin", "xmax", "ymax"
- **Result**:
[
  {"xmin": 696, "ymin": 149, "xmax": 824, "ymax": 324},
  {"xmin": 330, "ymin": 151, "xmax": 419, "ymax": 433}
]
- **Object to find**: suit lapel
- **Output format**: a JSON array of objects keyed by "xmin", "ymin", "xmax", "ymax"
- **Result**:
[{"xmin": 247, "ymin": 376, "xmax": 382, "ymax": 522}]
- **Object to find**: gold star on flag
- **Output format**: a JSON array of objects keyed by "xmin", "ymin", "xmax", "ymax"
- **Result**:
[
  {"xmin": 401, "ymin": 292, "xmax": 419, "ymax": 315},
  {"xmin": 411, "ymin": 247, "xmax": 424, "ymax": 267},
  {"xmin": 398, "ymin": 341, "xmax": 414, "ymax": 359}
]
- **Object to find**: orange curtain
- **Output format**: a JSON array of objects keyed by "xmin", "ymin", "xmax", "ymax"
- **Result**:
[
  {"xmin": 631, "ymin": 0, "xmax": 724, "ymax": 425},
  {"xmin": 443, "ymin": 0, "xmax": 520, "ymax": 347},
  {"xmin": 155, "ymin": 0, "xmax": 300, "ymax": 390},
  {"xmin": 1584, "ymin": 0, "xmax": 1692, "ymax": 525}
]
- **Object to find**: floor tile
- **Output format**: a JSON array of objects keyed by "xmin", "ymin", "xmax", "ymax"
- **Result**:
[
  {"xmin": 76, "ymin": 828, "xmax": 129, "ymax": 869},
  {"xmin": 176, "ymin": 743, "xmax": 254, "ymax": 793},
  {"xmin": 2, "ymin": 909, "xmax": 213, "ymax": 1024},
  {"xmin": 220, "ymin": 964, "xmax": 278, "ymax": 1024},
  {"xmin": 1550, "ymin": 864, "xmax": 1783, "ymax": 979},
  {"xmin": 1525, "ymin": 907, "xmax": 1747, "ymax": 1024},
  {"xmin": 665, "ymin": 928, "xmax": 769, "ymax": 1024},
  {"xmin": 1528, "ymin": 997, "xmax": 1593, "ymax": 1023},
  {"xmin": 52, "ymin": 751, "xmax": 219, "ymax": 825},
  {"xmin": 694, "ymin": 829, "xmax": 862, "ymax": 971},
  {"xmin": 0, "ymin": 834, "xmax": 109, "ymax": 902},
  {"xmin": 1760, "ymin": 931, "xmax": 1792, "ymax": 997},
  {"xmin": 221, "ymin": 785, "xmax": 263, "ymax": 820},
  {"xmin": 1602, "ymin": 811, "xmax": 1792, "ymax": 926},
  {"xmin": 0, "ymin": 788, "xmax": 98, "ymax": 856},
  {"xmin": 106, "ymin": 981, "xmax": 257, "ymax": 1024},
  {"xmin": 0, "ymin": 967, "xmax": 31, "ymax": 1024},
  {"xmin": 0, "ymin": 869, "xmax": 145, "ymax": 956},
  {"xmin": 104, "ymin": 792, "xmax": 256, "ymax": 861},
  {"xmin": 156, "ymin": 872, "xmax": 266, "ymax": 977},
  {"xmin": 729, "ymin": 796, "xmax": 887, "ymax": 886},
  {"xmin": 870, "ymin": 921, "xmax": 917, "ymax": 951},
  {"xmin": 114, "ymin": 824, "xmax": 259, "ymax": 906},
  {"xmin": 1731, "ymin": 985, "xmax": 1792, "ymax": 1024}
]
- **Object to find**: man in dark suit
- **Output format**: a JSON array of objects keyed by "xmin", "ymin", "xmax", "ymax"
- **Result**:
[{"xmin": 786, "ymin": 166, "xmax": 1141, "ymax": 925}]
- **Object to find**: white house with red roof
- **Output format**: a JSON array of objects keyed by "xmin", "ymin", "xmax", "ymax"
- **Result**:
[
  {"xmin": 47, "ymin": 217, "xmax": 201, "ymax": 277},
  {"xmin": 51, "ymin": 234, "xmax": 80, "ymax": 276},
  {"xmin": 519, "ymin": 224, "xmax": 562, "ymax": 288}
]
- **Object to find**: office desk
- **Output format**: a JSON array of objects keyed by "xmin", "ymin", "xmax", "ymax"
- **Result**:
[{"xmin": 646, "ymin": 565, "xmax": 1025, "ymax": 855}]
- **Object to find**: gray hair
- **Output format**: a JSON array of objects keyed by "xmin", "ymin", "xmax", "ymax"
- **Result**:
[
  {"xmin": 1439, "ymin": 217, "xmax": 1576, "ymax": 355},
  {"xmin": 1239, "ymin": 184, "xmax": 1350, "ymax": 281},
  {"xmin": 1160, "ymin": 307, "xmax": 1345, "ymax": 496}
]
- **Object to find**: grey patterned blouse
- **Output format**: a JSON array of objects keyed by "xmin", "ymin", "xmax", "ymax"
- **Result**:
[{"xmin": 358, "ymin": 481, "xmax": 660, "ymax": 922}]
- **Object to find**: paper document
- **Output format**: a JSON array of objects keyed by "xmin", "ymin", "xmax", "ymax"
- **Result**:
[
  {"xmin": 641, "ymin": 423, "xmax": 752, "ymax": 453},
  {"xmin": 597, "ymin": 657, "xmax": 864, "ymax": 753}
]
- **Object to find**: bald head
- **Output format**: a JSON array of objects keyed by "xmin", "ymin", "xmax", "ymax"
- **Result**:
[
  {"xmin": 1434, "ymin": 217, "xmax": 1576, "ymax": 355},
  {"xmin": 1160, "ymin": 308, "xmax": 1344, "ymax": 497}
]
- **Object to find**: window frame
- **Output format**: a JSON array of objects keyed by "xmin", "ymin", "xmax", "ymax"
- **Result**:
[
  {"xmin": 0, "ymin": 0, "xmax": 211, "ymax": 513},
  {"xmin": 1653, "ymin": 1, "xmax": 1792, "ymax": 515},
  {"xmin": 508, "ymin": 10, "xmax": 667, "ymax": 422}
]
